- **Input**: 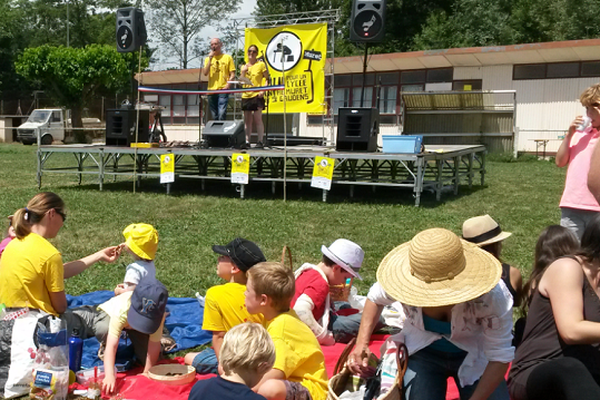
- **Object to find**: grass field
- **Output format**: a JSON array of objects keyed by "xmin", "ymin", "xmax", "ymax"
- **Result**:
[{"xmin": 0, "ymin": 143, "xmax": 566, "ymax": 298}]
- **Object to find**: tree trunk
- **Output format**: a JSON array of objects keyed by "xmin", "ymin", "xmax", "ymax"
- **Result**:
[{"xmin": 70, "ymin": 106, "xmax": 83, "ymax": 128}]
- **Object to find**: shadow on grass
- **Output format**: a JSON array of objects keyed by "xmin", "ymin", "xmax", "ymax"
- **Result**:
[{"xmin": 61, "ymin": 176, "xmax": 488, "ymax": 208}]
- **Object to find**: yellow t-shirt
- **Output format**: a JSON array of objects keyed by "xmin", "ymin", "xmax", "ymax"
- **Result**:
[
  {"xmin": 204, "ymin": 54, "xmax": 235, "ymax": 91},
  {"xmin": 0, "ymin": 233, "xmax": 64, "ymax": 315},
  {"xmin": 98, "ymin": 291, "xmax": 164, "ymax": 342},
  {"xmin": 202, "ymin": 282, "xmax": 264, "ymax": 332},
  {"xmin": 241, "ymin": 61, "xmax": 267, "ymax": 99},
  {"xmin": 267, "ymin": 310, "xmax": 328, "ymax": 400}
]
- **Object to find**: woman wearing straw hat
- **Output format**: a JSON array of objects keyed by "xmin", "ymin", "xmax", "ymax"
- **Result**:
[
  {"xmin": 508, "ymin": 215, "xmax": 600, "ymax": 400},
  {"xmin": 462, "ymin": 215, "xmax": 523, "ymax": 307},
  {"xmin": 351, "ymin": 228, "xmax": 514, "ymax": 400}
]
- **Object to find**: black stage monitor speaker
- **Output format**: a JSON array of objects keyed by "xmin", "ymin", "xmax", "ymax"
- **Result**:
[
  {"xmin": 116, "ymin": 8, "xmax": 147, "ymax": 52},
  {"xmin": 203, "ymin": 120, "xmax": 245, "ymax": 148},
  {"xmin": 105, "ymin": 108, "xmax": 149, "ymax": 146},
  {"xmin": 336, "ymin": 107, "xmax": 379, "ymax": 152},
  {"xmin": 350, "ymin": 0, "xmax": 386, "ymax": 42}
]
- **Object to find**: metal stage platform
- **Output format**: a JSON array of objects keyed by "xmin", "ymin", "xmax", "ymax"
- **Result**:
[{"xmin": 36, "ymin": 144, "xmax": 486, "ymax": 206}]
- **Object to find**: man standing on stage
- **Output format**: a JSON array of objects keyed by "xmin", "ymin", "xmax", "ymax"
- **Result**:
[{"xmin": 202, "ymin": 38, "xmax": 236, "ymax": 121}]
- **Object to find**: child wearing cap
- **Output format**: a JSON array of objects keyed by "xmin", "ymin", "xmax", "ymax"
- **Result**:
[
  {"xmin": 114, "ymin": 223, "xmax": 158, "ymax": 295},
  {"xmin": 291, "ymin": 239, "xmax": 369, "ymax": 345},
  {"xmin": 66, "ymin": 280, "xmax": 169, "ymax": 394},
  {"xmin": 184, "ymin": 238, "xmax": 266, "ymax": 375},
  {"xmin": 245, "ymin": 262, "xmax": 328, "ymax": 400},
  {"xmin": 188, "ymin": 322, "xmax": 275, "ymax": 400}
]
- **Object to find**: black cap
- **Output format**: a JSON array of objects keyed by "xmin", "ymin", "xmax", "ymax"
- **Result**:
[{"xmin": 212, "ymin": 238, "xmax": 266, "ymax": 272}]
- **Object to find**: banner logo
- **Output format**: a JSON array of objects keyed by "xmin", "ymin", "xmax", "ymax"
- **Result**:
[{"xmin": 266, "ymin": 32, "xmax": 303, "ymax": 72}]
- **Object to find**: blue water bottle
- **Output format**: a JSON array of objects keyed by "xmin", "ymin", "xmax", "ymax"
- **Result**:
[{"xmin": 68, "ymin": 328, "xmax": 83, "ymax": 372}]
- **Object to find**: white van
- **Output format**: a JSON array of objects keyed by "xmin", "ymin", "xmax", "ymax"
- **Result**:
[{"xmin": 17, "ymin": 109, "xmax": 65, "ymax": 145}]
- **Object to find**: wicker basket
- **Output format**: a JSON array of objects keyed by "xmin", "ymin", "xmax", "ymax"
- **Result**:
[
  {"xmin": 329, "ymin": 278, "xmax": 353, "ymax": 302},
  {"xmin": 147, "ymin": 364, "xmax": 196, "ymax": 385},
  {"xmin": 327, "ymin": 338, "xmax": 408, "ymax": 400}
]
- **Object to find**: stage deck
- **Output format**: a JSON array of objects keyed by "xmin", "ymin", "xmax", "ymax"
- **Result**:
[{"xmin": 36, "ymin": 144, "xmax": 486, "ymax": 206}]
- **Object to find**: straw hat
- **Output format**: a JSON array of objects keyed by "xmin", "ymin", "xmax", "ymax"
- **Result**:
[
  {"xmin": 376, "ymin": 228, "xmax": 501, "ymax": 307},
  {"xmin": 462, "ymin": 215, "xmax": 512, "ymax": 247}
]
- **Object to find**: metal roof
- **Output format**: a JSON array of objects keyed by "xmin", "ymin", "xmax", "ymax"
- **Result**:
[{"xmin": 137, "ymin": 38, "xmax": 600, "ymax": 85}]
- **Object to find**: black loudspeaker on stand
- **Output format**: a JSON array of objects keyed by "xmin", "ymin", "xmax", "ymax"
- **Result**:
[
  {"xmin": 203, "ymin": 120, "xmax": 245, "ymax": 148},
  {"xmin": 105, "ymin": 108, "xmax": 149, "ymax": 146},
  {"xmin": 350, "ymin": 0, "xmax": 386, "ymax": 42},
  {"xmin": 336, "ymin": 108, "xmax": 379, "ymax": 152},
  {"xmin": 116, "ymin": 8, "xmax": 147, "ymax": 52}
]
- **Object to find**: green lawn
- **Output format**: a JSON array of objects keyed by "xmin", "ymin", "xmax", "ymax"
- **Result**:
[{"xmin": 0, "ymin": 143, "xmax": 565, "ymax": 297}]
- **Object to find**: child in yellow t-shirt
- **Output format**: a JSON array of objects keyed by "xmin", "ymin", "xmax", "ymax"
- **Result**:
[
  {"xmin": 245, "ymin": 262, "xmax": 328, "ymax": 400},
  {"xmin": 184, "ymin": 238, "xmax": 266, "ymax": 374}
]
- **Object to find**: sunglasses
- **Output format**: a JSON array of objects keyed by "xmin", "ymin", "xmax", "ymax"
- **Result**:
[
  {"xmin": 248, "ymin": 49, "xmax": 258, "ymax": 54},
  {"xmin": 55, "ymin": 209, "xmax": 67, "ymax": 222}
]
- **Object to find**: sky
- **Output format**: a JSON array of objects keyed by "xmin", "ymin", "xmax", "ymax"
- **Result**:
[{"xmin": 151, "ymin": 0, "xmax": 257, "ymax": 70}]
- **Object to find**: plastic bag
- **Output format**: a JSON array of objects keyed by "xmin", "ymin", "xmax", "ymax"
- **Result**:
[{"xmin": 30, "ymin": 316, "xmax": 69, "ymax": 400}]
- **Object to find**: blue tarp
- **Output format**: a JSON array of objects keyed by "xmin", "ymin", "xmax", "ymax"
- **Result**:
[{"xmin": 66, "ymin": 291, "xmax": 212, "ymax": 370}]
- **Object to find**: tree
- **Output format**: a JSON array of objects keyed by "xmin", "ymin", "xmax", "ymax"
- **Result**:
[
  {"xmin": 146, "ymin": 0, "xmax": 243, "ymax": 69},
  {"xmin": 412, "ymin": 0, "xmax": 513, "ymax": 50},
  {"xmin": 15, "ymin": 45, "xmax": 137, "ymax": 127}
]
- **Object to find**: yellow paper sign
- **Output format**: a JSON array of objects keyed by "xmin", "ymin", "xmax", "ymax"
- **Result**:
[
  {"xmin": 311, "ymin": 156, "xmax": 335, "ymax": 190},
  {"xmin": 245, "ymin": 23, "xmax": 327, "ymax": 114},
  {"xmin": 160, "ymin": 154, "xmax": 175, "ymax": 183},
  {"xmin": 231, "ymin": 153, "xmax": 250, "ymax": 184}
]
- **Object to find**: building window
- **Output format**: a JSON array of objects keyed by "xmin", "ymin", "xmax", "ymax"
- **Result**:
[
  {"xmin": 513, "ymin": 61, "xmax": 600, "ymax": 80},
  {"xmin": 333, "ymin": 88, "xmax": 350, "ymax": 115},
  {"xmin": 546, "ymin": 62, "xmax": 580, "ymax": 78},
  {"xmin": 379, "ymin": 86, "xmax": 397, "ymax": 114},
  {"xmin": 159, "ymin": 96, "xmax": 171, "ymax": 123},
  {"xmin": 187, "ymin": 94, "xmax": 200, "ymax": 117},
  {"xmin": 427, "ymin": 68, "xmax": 453, "ymax": 83},
  {"xmin": 401, "ymin": 84, "xmax": 424, "ymax": 92},
  {"xmin": 352, "ymin": 87, "xmax": 373, "ymax": 107}
]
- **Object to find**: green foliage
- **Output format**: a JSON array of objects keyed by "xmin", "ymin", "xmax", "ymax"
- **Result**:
[{"xmin": 15, "ymin": 45, "xmax": 137, "ymax": 126}]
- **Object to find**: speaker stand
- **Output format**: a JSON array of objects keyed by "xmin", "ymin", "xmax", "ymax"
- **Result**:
[{"xmin": 360, "ymin": 43, "xmax": 369, "ymax": 107}]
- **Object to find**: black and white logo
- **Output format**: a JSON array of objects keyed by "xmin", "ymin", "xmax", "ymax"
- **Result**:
[{"xmin": 265, "ymin": 31, "xmax": 303, "ymax": 72}]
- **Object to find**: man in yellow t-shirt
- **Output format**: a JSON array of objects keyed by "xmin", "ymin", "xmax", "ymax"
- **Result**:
[
  {"xmin": 202, "ymin": 38, "xmax": 235, "ymax": 121},
  {"xmin": 184, "ymin": 238, "xmax": 266, "ymax": 374}
]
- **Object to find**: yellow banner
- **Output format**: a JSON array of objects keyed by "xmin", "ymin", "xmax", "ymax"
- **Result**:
[
  {"xmin": 160, "ymin": 154, "xmax": 175, "ymax": 183},
  {"xmin": 231, "ymin": 153, "xmax": 250, "ymax": 184},
  {"xmin": 245, "ymin": 23, "xmax": 327, "ymax": 114}
]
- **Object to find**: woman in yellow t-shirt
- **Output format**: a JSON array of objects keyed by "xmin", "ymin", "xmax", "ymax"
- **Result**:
[
  {"xmin": 240, "ymin": 44, "xmax": 270, "ymax": 149},
  {"xmin": 0, "ymin": 192, "xmax": 120, "ymax": 315}
]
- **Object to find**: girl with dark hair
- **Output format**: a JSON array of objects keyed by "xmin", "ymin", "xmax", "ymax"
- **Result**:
[
  {"xmin": 240, "ymin": 44, "xmax": 269, "ymax": 149},
  {"xmin": 509, "ymin": 216, "xmax": 600, "ymax": 400},
  {"xmin": 0, "ymin": 192, "xmax": 119, "ymax": 316}
]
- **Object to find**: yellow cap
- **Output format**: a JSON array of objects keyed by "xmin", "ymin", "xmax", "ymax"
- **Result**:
[{"xmin": 123, "ymin": 223, "xmax": 158, "ymax": 260}]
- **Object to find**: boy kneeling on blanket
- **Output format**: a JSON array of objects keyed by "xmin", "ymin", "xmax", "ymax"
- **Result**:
[
  {"xmin": 245, "ymin": 262, "xmax": 328, "ymax": 400},
  {"xmin": 188, "ymin": 322, "xmax": 275, "ymax": 400},
  {"xmin": 65, "ymin": 280, "xmax": 168, "ymax": 394}
]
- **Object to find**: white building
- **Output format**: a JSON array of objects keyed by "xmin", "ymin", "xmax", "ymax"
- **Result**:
[{"xmin": 138, "ymin": 38, "xmax": 600, "ymax": 154}]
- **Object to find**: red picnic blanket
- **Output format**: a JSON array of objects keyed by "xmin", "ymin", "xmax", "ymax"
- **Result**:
[{"xmin": 82, "ymin": 336, "xmax": 466, "ymax": 400}]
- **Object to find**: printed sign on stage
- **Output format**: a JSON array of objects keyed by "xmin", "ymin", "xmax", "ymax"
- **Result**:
[
  {"xmin": 245, "ymin": 23, "xmax": 327, "ymax": 114},
  {"xmin": 160, "ymin": 154, "xmax": 175, "ymax": 183},
  {"xmin": 231, "ymin": 153, "xmax": 250, "ymax": 184},
  {"xmin": 311, "ymin": 156, "xmax": 335, "ymax": 190}
]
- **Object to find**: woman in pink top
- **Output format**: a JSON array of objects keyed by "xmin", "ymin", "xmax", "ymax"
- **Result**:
[{"xmin": 556, "ymin": 83, "xmax": 600, "ymax": 240}]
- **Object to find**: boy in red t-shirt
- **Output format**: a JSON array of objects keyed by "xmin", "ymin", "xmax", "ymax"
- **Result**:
[{"xmin": 291, "ymin": 239, "xmax": 365, "ymax": 345}]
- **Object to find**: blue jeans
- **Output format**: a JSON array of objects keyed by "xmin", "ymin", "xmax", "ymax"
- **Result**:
[
  {"xmin": 192, "ymin": 347, "xmax": 218, "ymax": 374},
  {"xmin": 403, "ymin": 346, "xmax": 509, "ymax": 400},
  {"xmin": 208, "ymin": 93, "xmax": 228, "ymax": 121},
  {"xmin": 328, "ymin": 302, "xmax": 386, "ymax": 344}
]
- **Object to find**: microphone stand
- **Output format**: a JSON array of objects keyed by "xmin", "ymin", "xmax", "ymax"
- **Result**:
[{"xmin": 260, "ymin": 51, "xmax": 271, "ymax": 146}]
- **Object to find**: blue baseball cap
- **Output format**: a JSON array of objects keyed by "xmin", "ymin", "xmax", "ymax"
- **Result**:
[{"xmin": 128, "ymin": 280, "xmax": 168, "ymax": 334}]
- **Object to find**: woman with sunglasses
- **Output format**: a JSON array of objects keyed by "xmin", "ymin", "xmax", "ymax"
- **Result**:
[
  {"xmin": 240, "ymin": 44, "xmax": 270, "ymax": 149},
  {"xmin": 0, "ymin": 192, "xmax": 120, "ymax": 316}
]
